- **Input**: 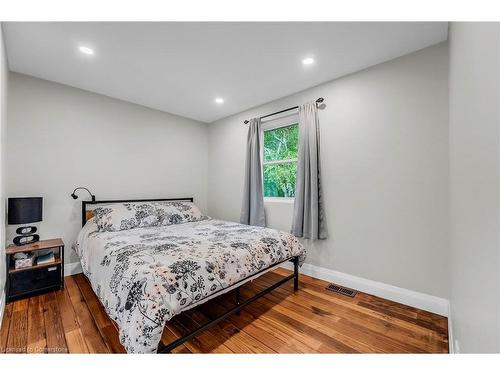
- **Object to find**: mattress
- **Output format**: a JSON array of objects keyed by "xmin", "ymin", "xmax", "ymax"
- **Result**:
[{"xmin": 73, "ymin": 218, "xmax": 306, "ymax": 353}]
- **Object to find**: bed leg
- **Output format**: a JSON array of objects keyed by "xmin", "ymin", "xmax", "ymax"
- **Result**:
[
  {"xmin": 157, "ymin": 343, "xmax": 172, "ymax": 354},
  {"xmin": 293, "ymin": 256, "xmax": 299, "ymax": 291},
  {"xmin": 235, "ymin": 287, "xmax": 241, "ymax": 315}
]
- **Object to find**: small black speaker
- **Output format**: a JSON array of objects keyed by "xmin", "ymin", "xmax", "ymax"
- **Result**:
[
  {"xmin": 13, "ymin": 232, "xmax": 40, "ymax": 246},
  {"xmin": 16, "ymin": 226, "xmax": 37, "ymax": 235}
]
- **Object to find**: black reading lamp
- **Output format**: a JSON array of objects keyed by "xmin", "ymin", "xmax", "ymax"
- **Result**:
[
  {"xmin": 70, "ymin": 187, "xmax": 96, "ymax": 202},
  {"xmin": 8, "ymin": 197, "xmax": 43, "ymax": 246}
]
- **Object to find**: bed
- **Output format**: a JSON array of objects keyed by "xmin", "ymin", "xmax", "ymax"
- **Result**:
[{"xmin": 73, "ymin": 198, "xmax": 306, "ymax": 353}]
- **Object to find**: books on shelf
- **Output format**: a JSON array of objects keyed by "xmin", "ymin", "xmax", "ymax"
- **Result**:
[{"xmin": 37, "ymin": 251, "xmax": 55, "ymax": 265}]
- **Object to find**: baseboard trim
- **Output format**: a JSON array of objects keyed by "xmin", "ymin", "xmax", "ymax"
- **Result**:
[
  {"xmin": 64, "ymin": 261, "xmax": 82, "ymax": 276},
  {"xmin": 447, "ymin": 304, "xmax": 461, "ymax": 353},
  {"xmin": 282, "ymin": 262, "xmax": 450, "ymax": 317},
  {"xmin": 0, "ymin": 290, "xmax": 5, "ymax": 330},
  {"xmin": 448, "ymin": 304, "xmax": 455, "ymax": 353}
]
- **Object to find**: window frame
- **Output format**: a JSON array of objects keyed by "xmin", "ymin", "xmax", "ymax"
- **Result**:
[{"xmin": 261, "ymin": 114, "xmax": 299, "ymax": 202}]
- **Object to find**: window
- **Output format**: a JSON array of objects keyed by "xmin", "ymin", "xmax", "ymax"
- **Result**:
[{"xmin": 263, "ymin": 123, "xmax": 299, "ymax": 198}]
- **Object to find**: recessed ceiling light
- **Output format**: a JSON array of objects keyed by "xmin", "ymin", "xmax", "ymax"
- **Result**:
[
  {"xmin": 79, "ymin": 46, "xmax": 94, "ymax": 55},
  {"xmin": 215, "ymin": 97, "xmax": 224, "ymax": 104},
  {"xmin": 302, "ymin": 57, "xmax": 315, "ymax": 65}
]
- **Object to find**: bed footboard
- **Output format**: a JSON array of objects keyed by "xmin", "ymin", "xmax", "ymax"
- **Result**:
[{"xmin": 157, "ymin": 255, "xmax": 300, "ymax": 354}]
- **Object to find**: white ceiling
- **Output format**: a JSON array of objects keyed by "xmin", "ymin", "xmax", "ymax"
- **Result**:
[{"xmin": 3, "ymin": 22, "xmax": 448, "ymax": 123}]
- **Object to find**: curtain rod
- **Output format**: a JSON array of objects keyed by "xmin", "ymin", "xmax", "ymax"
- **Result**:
[{"xmin": 243, "ymin": 97, "xmax": 324, "ymax": 124}]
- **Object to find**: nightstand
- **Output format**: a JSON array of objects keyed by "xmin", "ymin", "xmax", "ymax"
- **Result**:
[{"xmin": 5, "ymin": 238, "xmax": 65, "ymax": 302}]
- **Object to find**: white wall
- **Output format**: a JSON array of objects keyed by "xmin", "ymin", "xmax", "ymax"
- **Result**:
[
  {"xmin": 6, "ymin": 73, "xmax": 208, "ymax": 266},
  {"xmin": 448, "ymin": 23, "xmax": 500, "ymax": 353},
  {"xmin": 0, "ymin": 25, "xmax": 8, "ymax": 317},
  {"xmin": 208, "ymin": 43, "xmax": 450, "ymax": 298}
]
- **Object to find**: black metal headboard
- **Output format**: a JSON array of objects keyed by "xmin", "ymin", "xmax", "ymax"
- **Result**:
[{"xmin": 81, "ymin": 197, "xmax": 194, "ymax": 227}]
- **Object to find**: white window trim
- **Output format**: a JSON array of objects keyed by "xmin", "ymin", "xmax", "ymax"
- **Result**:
[
  {"xmin": 264, "ymin": 197, "xmax": 295, "ymax": 204},
  {"xmin": 261, "ymin": 115, "xmax": 299, "ymax": 201},
  {"xmin": 262, "ymin": 158, "xmax": 298, "ymax": 166}
]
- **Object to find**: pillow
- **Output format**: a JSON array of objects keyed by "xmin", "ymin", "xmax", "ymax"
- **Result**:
[
  {"xmin": 154, "ymin": 201, "xmax": 205, "ymax": 226},
  {"xmin": 94, "ymin": 201, "xmax": 206, "ymax": 232}
]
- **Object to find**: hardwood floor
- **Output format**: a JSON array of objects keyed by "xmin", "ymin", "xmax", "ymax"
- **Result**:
[{"xmin": 0, "ymin": 268, "xmax": 449, "ymax": 353}]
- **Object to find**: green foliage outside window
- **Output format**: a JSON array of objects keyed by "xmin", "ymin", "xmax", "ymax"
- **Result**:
[{"xmin": 263, "ymin": 124, "xmax": 298, "ymax": 198}]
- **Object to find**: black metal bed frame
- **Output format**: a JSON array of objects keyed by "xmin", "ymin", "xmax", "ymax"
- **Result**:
[{"xmin": 81, "ymin": 197, "xmax": 299, "ymax": 354}]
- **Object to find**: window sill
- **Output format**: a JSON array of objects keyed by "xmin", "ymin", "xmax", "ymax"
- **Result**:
[{"xmin": 264, "ymin": 197, "xmax": 295, "ymax": 204}]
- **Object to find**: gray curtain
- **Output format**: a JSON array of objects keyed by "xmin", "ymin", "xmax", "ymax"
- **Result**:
[
  {"xmin": 240, "ymin": 118, "xmax": 266, "ymax": 227},
  {"xmin": 291, "ymin": 102, "xmax": 327, "ymax": 239}
]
